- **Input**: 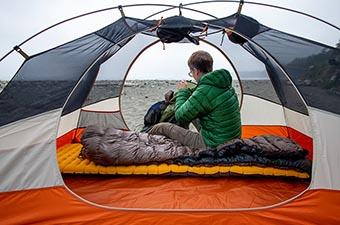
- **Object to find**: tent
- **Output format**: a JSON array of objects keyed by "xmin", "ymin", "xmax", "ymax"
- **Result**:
[{"xmin": 0, "ymin": 2, "xmax": 339, "ymax": 224}]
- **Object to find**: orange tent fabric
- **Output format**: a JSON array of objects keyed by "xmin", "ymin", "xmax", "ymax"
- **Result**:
[
  {"xmin": 63, "ymin": 175, "xmax": 309, "ymax": 209},
  {"xmin": 1, "ymin": 188, "xmax": 339, "ymax": 225}
]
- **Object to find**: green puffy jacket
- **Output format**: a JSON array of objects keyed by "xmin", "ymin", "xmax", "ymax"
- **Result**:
[{"xmin": 175, "ymin": 69, "xmax": 241, "ymax": 148}]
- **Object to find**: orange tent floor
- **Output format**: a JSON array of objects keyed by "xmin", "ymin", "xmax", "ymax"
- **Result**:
[{"xmin": 63, "ymin": 175, "xmax": 309, "ymax": 209}]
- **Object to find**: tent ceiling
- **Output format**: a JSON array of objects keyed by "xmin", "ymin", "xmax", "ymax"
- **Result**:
[{"xmin": 0, "ymin": 5, "xmax": 339, "ymax": 127}]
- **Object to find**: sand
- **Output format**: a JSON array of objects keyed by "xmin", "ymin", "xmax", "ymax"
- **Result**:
[{"xmin": 121, "ymin": 80, "xmax": 177, "ymax": 130}]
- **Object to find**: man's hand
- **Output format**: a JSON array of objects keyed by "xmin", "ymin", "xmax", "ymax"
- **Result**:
[{"xmin": 176, "ymin": 80, "xmax": 188, "ymax": 90}]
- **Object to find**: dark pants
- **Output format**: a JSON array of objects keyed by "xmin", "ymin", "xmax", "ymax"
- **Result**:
[{"xmin": 148, "ymin": 122, "xmax": 206, "ymax": 149}]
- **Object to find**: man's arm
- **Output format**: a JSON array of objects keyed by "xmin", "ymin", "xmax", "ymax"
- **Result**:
[{"xmin": 175, "ymin": 85, "xmax": 210, "ymax": 123}]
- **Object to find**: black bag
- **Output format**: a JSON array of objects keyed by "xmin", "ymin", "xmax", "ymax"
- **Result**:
[
  {"xmin": 143, "ymin": 100, "xmax": 168, "ymax": 127},
  {"xmin": 156, "ymin": 16, "xmax": 202, "ymax": 45}
]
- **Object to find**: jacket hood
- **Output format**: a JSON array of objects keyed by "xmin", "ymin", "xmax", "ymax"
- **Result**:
[{"xmin": 199, "ymin": 69, "xmax": 232, "ymax": 89}]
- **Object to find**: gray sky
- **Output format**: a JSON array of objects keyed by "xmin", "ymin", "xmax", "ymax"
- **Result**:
[{"xmin": 0, "ymin": 0, "xmax": 339, "ymax": 80}]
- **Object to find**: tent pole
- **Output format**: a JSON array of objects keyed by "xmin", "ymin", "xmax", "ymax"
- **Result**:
[
  {"xmin": 237, "ymin": 0, "xmax": 244, "ymax": 14},
  {"xmin": 118, "ymin": 5, "xmax": 125, "ymax": 17},
  {"xmin": 13, "ymin": 46, "xmax": 29, "ymax": 60},
  {"xmin": 179, "ymin": 3, "xmax": 183, "ymax": 16}
]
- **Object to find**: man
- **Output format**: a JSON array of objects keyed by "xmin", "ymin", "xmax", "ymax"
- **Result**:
[{"xmin": 148, "ymin": 50, "xmax": 241, "ymax": 149}]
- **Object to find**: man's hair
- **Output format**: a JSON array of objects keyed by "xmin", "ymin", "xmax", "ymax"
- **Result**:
[{"xmin": 187, "ymin": 50, "xmax": 213, "ymax": 74}]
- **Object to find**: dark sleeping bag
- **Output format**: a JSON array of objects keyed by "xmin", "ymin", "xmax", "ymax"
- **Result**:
[{"xmin": 80, "ymin": 126, "xmax": 311, "ymax": 175}]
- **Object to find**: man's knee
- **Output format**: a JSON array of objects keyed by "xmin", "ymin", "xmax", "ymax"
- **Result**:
[{"xmin": 148, "ymin": 122, "xmax": 173, "ymax": 135}]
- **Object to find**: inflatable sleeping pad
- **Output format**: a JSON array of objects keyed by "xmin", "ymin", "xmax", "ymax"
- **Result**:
[{"xmin": 57, "ymin": 126, "xmax": 311, "ymax": 179}]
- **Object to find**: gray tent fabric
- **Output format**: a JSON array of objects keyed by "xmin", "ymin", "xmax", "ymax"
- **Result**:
[
  {"xmin": 243, "ymin": 41, "xmax": 309, "ymax": 115},
  {"xmin": 0, "ymin": 17, "xmax": 156, "ymax": 126},
  {"xmin": 0, "ymin": 34, "xmax": 114, "ymax": 126},
  {"xmin": 252, "ymin": 30, "xmax": 340, "ymax": 114},
  {"xmin": 78, "ymin": 111, "xmax": 127, "ymax": 130}
]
